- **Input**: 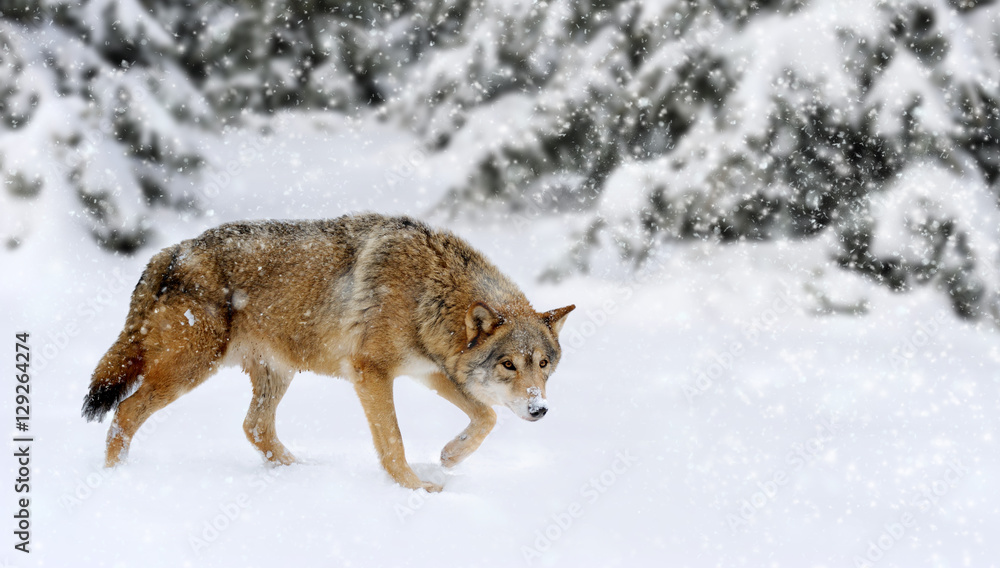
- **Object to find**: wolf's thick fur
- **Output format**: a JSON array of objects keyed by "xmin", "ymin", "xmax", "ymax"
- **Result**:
[{"xmin": 83, "ymin": 213, "xmax": 574, "ymax": 491}]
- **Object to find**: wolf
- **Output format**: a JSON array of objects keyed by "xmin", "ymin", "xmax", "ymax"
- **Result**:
[{"xmin": 82, "ymin": 213, "xmax": 574, "ymax": 492}]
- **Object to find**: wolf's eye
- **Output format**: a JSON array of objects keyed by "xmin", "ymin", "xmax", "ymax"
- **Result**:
[
  {"xmin": 539, "ymin": 359, "xmax": 548, "ymax": 368},
  {"xmin": 502, "ymin": 360, "xmax": 516, "ymax": 371}
]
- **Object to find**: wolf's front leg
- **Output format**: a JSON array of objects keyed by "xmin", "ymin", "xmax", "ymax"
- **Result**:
[
  {"xmin": 424, "ymin": 373, "xmax": 497, "ymax": 468},
  {"xmin": 353, "ymin": 372, "xmax": 443, "ymax": 492}
]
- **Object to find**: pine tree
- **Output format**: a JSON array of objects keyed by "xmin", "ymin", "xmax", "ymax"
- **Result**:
[
  {"xmin": 0, "ymin": 0, "xmax": 210, "ymax": 252},
  {"xmin": 393, "ymin": 0, "xmax": 1000, "ymax": 322}
]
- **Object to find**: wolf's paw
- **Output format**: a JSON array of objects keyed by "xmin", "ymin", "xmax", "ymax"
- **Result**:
[
  {"xmin": 104, "ymin": 456, "xmax": 125, "ymax": 468},
  {"xmin": 104, "ymin": 444, "xmax": 129, "ymax": 468},
  {"xmin": 440, "ymin": 448, "xmax": 464, "ymax": 469},
  {"xmin": 441, "ymin": 437, "xmax": 473, "ymax": 468},
  {"xmin": 263, "ymin": 448, "xmax": 297, "ymax": 466},
  {"xmin": 419, "ymin": 480, "xmax": 444, "ymax": 493}
]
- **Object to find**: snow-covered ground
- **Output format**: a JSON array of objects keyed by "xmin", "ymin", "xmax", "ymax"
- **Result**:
[{"xmin": 3, "ymin": 115, "xmax": 999, "ymax": 568}]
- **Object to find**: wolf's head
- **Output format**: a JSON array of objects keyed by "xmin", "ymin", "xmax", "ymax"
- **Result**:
[{"xmin": 455, "ymin": 302, "xmax": 575, "ymax": 421}]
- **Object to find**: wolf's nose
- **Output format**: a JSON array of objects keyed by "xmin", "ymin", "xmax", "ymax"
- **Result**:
[{"xmin": 529, "ymin": 407, "xmax": 547, "ymax": 419}]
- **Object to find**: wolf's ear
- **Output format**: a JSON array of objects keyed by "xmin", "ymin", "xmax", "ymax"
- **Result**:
[
  {"xmin": 541, "ymin": 305, "xmax": 575, "ymax": 335},
  {"xmin": 466, "ymin": 301, "xmax": 502, "ymax": 345}
]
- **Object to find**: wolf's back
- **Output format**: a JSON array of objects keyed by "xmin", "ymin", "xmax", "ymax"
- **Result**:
[{"xmin": 81, "ymin": 246, "xmax": 178, "ymax": 422}]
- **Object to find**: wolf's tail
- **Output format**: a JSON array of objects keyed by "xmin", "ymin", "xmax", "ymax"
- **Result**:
[{"xmin": 81, "ymin": 246, "xmax": 177, "ymax": 422}]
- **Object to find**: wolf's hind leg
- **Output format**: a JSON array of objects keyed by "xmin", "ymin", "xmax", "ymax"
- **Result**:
[
  {"xmin": 106, "ymin": 351, "xmax": 218, "ymax": 467},
  {"xmin": 242, "ymin": 360, "xmax": 296, "ymax": 465},
  {"xmin": 425, "ymin": 372, "xmax": 497, "ymax": 468}
]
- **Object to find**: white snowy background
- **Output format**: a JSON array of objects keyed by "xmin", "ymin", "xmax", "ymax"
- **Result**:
[
  {"xmin": 3, "ymin": 113, "xmax": 998, "ymax": 568},
  {"xmin": 3, "ymin": 1, "xmax": 1000, "ymax": 567}
]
